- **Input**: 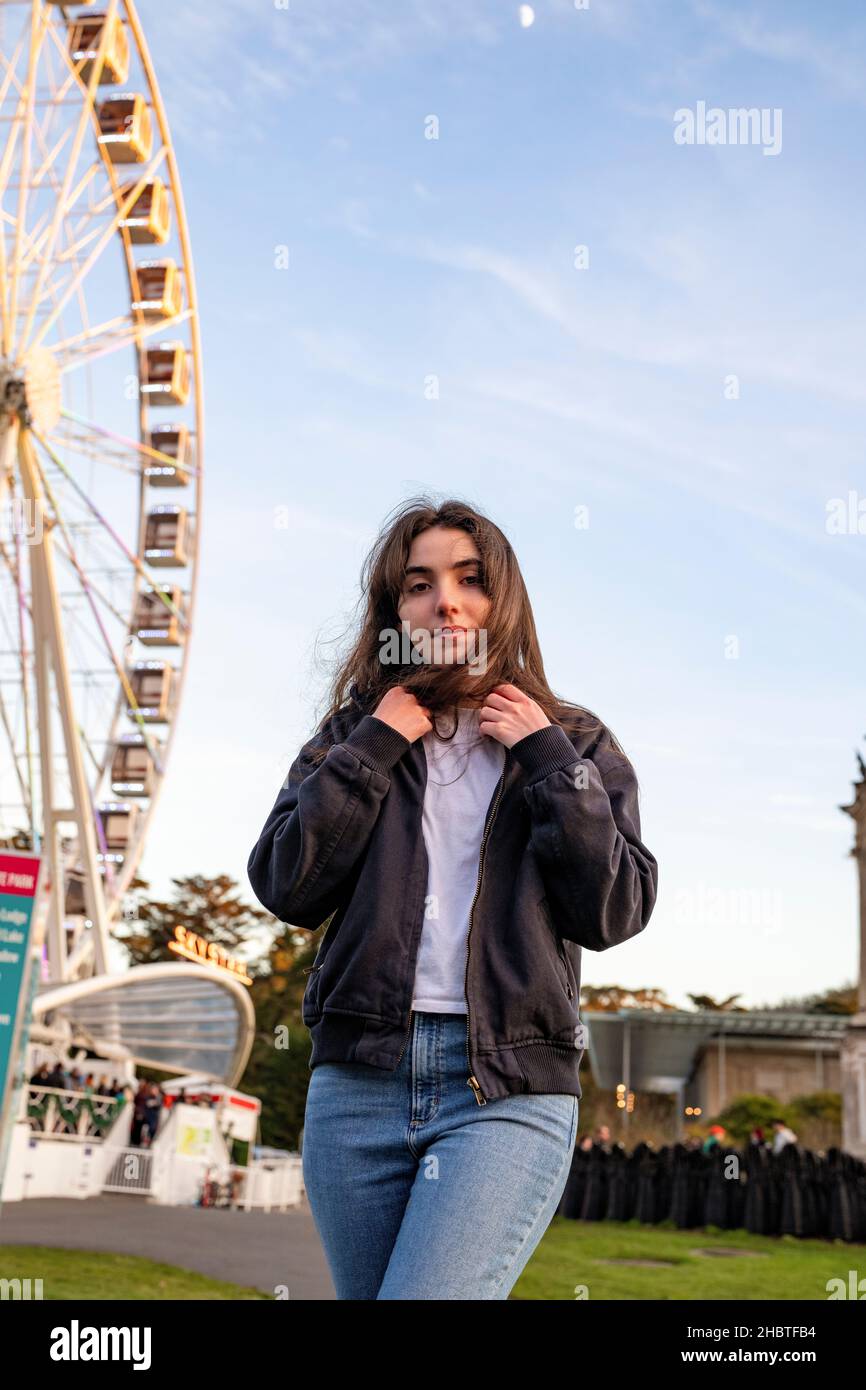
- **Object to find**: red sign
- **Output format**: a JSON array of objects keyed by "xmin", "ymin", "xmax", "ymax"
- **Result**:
[{"xmin": 0, "ymin": 854, "xmax": 40, "ymax": 898}]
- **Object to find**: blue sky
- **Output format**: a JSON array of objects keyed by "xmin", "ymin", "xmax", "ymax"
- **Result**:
[{"xmin": 130, "ymin": 0, "xmax": 866, "ymax": 1011}]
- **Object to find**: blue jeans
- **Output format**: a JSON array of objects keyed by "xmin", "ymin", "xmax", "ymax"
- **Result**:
[{"xmin": 301, "ymin": 1011, "xmax": 579, "ymax": 1299}]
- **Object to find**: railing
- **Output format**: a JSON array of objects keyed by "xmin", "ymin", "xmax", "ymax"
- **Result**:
[
  {"xmin": 22, "ymin": 1085, "xmax": 127, "ymax": 1141},
  {"xmin": 198, "ymin": 1159, "xmax": 302, "ymax": 1211}
]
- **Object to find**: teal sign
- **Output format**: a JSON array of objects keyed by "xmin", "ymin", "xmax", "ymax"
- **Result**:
[{"xmin": 0, "ymin": 851, "xmax": 43, "ymax": 1203}]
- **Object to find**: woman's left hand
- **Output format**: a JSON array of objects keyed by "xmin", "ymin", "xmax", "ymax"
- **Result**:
[{"xmin": 479, "ymin": 684, "xmax": 551, "ymax": 748}]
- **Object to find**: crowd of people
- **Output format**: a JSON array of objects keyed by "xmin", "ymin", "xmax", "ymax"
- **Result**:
[
  {"xmin": 28, "ymin": 1061, "xmax": 127, "ymax": 1100},
  {"xmin": 28, "ymin": 1063, "xmax": 170, "ymax": 1148},
  {"xmin": 700, "ymin": 1119, "xmax": 799, "ymax": 1155},
  {"xmin": 557, "ymin": 1124, "xmax": 866, "ymax": 1242},
  {"xmin": 27, "ymin": 1063, "xmax": 221, "ymax": 1149},
  {"xmin": 576, "ymin": 1119, "xmax": 800, "ymax": 1158},
  {"xmin": 127, "ymin": 1084, "xmax": 218, "ymax": 1146}
]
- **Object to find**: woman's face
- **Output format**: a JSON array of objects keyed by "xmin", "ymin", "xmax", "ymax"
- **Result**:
[{"xmin": 396, "ymin": 526, "xmax": 491, "ymax": 666}]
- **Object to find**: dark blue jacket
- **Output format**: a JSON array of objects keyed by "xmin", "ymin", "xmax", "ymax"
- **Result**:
[{"xmin": 247, "ymin": 691, "xmax": 658, "ymax": 1104}]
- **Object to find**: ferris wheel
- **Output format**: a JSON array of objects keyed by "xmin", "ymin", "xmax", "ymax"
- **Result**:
[{"xmin": 0, "ymin": 0, "xmax": 204, "ymax": 992}]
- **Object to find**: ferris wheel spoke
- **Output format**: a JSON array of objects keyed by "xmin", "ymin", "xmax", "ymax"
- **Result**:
[
  {"xmin": 0, "ymin": 45, "xmax": 102, "ymax": 353},
  {"xmin": 0, "ymin": 9, "xmax": 30, "ymax": 105},
  {"xmin": 18, "ymin": 159, "xmax": 99, "ymax": 277},
  {"xmin": 53, "ymin": 534, "xmax": 139, "ymax": 637},
  {"xmin": 24, "ymin": 140, "xmax": 167, "ymax": 356},
  {"xmin": 7, "ymin": 448, "xmax": 39, "ymax": 844},
  {"xmin": 0, "ymin": 677, "xmax": 31, "ymax": 820},
  {"xmin": 32, "ymin": 125, "xmax": 75, "ymax": 187},
  {"xmin": 47, "ymin": 429, "xmax": 144, "ymax": 476},
  {"xmin": 26, "ymin": 429, "xmax": 166, "ymax": 774},
  {"xmin": 56, "ymin": 306, "xmax": 192, "ymax": 373},
  {"xmin": 0, "ymin": 11, "xmax": 35, "ymax": 354},
  {"xmin": 24, "ymin": 447, "xmax": 179, "ymax": 776},
  {"xmin": 57, "ymin": 408, "xmax": 202, "ymax": 479},
  {"xmin": 55, "ymin": 201, "xmax": 112, "ymax": 260},
  {"xmin": 15, "ymin": 203, "xmax": 51, "ymax": 264},
  {"xmin": 3, "ymin": 23, "xmax": 82, "ymax": 173},
  {"xmin": 61, "ymin": 619, "xmax": 130, "ymax": 784},
  {"xmin": 7, "ymin": 1, "xmax": 51, "ymax": 364},
  {"xmin": 17, "ymin": 0, "xmax": 120, "ymax": 355},
  {"xmin": 29, "ymin": 422, "xmax": 190, "ymax": 634},
  {"xmin": 0, "ymin": 577, "xmax": 116, "ymax": 839},
  {"xmin": 41, "ymin": 7, "xmax": 100, "ymax": 109},
  {"xmin": 52, "ymin": 310, "xmax": 144, "ymax": 357},
  {"xmin": 58, "ymin": 171, "xmax": 141, "ymax": 260},
  {"xmin": 0, "ymin": 463, "xmax": 35, "ymax": 820},
  {"xmin": 19, "ymin": 120, "xmax": 74, "ymax": 197},
  {"xmin": 50, "ymin": 425, "xmax": 143, "ymax": 472},
  {"xmin": 0, "ymin": 534, "xmax": 28, "ymax": 605}
]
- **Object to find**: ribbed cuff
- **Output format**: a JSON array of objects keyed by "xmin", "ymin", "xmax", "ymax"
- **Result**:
[
  {"xmin": 510, "ymin": 723, "xmax": 580, "ymax": 782},
  {"xmin": 341, "ymin": 714, "xmax": 412, "ymax": 776}
]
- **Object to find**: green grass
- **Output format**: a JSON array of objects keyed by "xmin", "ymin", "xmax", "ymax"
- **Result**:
[
  {"xmin": 5, "ymin": 1225, "xmax": 863, "ymax": 1301},
  {"xmin": 0, "ymin": 1245, "xmax": 270, "ymax": 1300},
  {"xmin": 512, "ymin": 1219, "xmax": 866, "ymax": 1300}
]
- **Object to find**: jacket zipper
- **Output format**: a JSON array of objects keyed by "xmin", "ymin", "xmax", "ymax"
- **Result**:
[
  {"xmin": 394, "ymin": 1009, "xmax": 414, "ymax": 1071},
  {"xmin": 557, "ymin": 940, "xmax": 574, "ymax": 1000},
  {"xmin": 542, "ymin": 898, "xmax": 574, "ymax": 1001},
  {"xmin": 301, "ymin": 906, "xmax": 343, "ymax": 977},
  {"xmin": 464, "ymin": 754, "xmax": 509, "ymax": 1106}
]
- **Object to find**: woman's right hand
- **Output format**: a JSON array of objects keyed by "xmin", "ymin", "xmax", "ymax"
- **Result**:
[{"xmin": 371, "ymin": 685, "xmax": 432, "ymax": 742}]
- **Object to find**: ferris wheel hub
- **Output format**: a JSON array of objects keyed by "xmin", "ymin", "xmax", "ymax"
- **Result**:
[{"xmin": 0, "ymin": 348, "xmax": 61, "ymax": 435}]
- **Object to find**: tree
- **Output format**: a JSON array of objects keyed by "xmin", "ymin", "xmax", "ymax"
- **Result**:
[
  {"xmin": 581, "ymin": 985, "xmax": 676, "ymax": 1012},
  {"xmin": 114, "ymin": 874, "xmax": 323, "ymax": 1148},
  {"xmin": 116, "ymin": 872, "xmax": 283, "ymax": 975},
  {"xmin": 686, "ymin": 992, "xmax": 746, "ymax": 1012}
]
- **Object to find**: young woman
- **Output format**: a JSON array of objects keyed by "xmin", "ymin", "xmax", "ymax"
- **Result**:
[{"xmin": 247, "ymin": 495, "xmax": 658, "ymax": 1299}]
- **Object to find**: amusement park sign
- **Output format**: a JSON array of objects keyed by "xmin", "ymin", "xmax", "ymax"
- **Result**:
[
  {"xmin": 168, "ymin": 925, "xmax": 252, "ymax": 986},
  {"xmin": 0, "ymin": 850, "xmax": 44, "ymax": 1205}
]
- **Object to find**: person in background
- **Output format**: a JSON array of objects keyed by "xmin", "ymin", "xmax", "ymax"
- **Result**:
[
  {"xmin": 594, "ymin": 1124, "xmax": 612, "ymax": 1149},
  {"xmin": 45, "ymin": 1059, "xmax": 68, "ymax": 1092},
  {"xmin": 702, "ymin": 1123, "xmax": 726, "ymax": 1153},
  {"xmin": 771, "ymin": 1117, "xmax": 798, "ymax": 1154},
  {"xmin": 131, "ymin": 1082, "xmax": 149, "ymax": 1145},
  {"xmin": 142, "ymin": 1083, "xmax": 163, "ymax": 1146}
]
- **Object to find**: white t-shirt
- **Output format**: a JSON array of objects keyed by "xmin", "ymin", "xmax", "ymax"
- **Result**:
[{"xmin": 410, "ymin": 705, "xmax": 506, "ymax": 1013}]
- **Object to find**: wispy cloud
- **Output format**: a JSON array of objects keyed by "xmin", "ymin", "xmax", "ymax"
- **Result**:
[
  {"xmin": 692, "ymin": 0, "xmax": 866, "ymax": 107},
  {"xmin": 388, "ymin": 237, "xmax": 865, "ymax": 406}
]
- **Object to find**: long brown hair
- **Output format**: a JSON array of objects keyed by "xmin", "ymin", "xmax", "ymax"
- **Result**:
[{"xmin": 306, "ymin": 494, "xmax": 630, "ymax": 765}]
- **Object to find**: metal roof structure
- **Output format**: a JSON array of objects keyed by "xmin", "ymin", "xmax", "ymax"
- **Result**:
[
  {"xmin": 30, "ymin": 962, "xmax": 256, "ymax": 1086},
  {"xmin": 586, "ymin": 1009, "xmax": 851, "ymax": 1093}
]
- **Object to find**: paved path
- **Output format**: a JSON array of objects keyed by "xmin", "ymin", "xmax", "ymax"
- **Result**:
[{"xmin": 0, "ymin": 1195, "xmax": 335, "ymax": 1299}]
